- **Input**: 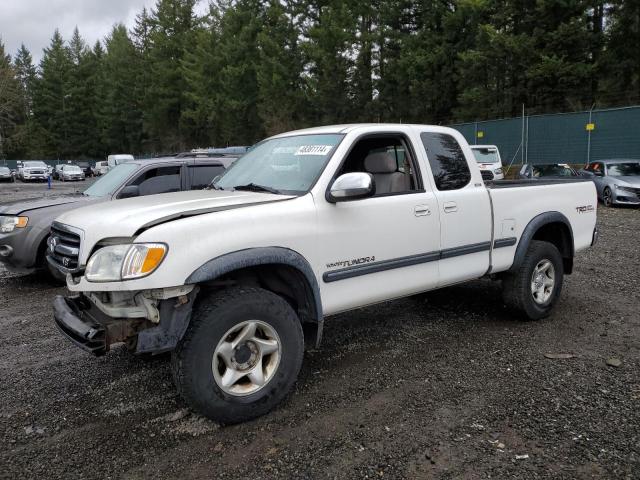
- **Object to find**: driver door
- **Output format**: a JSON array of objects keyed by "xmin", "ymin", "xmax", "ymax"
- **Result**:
[{"xmin": 315, "ymin": 133, "xmax": 440, "ymax": 316}]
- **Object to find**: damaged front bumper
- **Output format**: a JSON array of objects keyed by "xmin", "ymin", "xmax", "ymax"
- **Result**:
[{"xmin": 53, "ymin": 286, "xmax": 199, "ymax": 356}]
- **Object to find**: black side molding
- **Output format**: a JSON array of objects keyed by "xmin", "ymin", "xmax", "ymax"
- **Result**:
[
  {"xmin": 323, "ymin": 239, "xmax": 516, "ymax": 283},
  {"xmin": 323, "ymin": 251, "xmax": 440, "ymax": 283},
  {"xmin": 493, "ymin": 237, "xmax": 517, "ymax": 248}
]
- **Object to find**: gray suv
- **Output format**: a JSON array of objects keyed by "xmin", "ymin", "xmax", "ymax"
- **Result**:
[
  {"xmin": 0, "ymin": 155, "xmax": 237, "ymax": 277},
  {"xmin": 581, "ymin": 159, "xmax": 640, "ymax": 207}
]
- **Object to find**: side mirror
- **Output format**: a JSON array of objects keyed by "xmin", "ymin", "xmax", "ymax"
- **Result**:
[
  {"xmin": 593, "ymin": 170, "xmax": 604, "ymax": 177},
  {"xmin": 328, "ymin": 172, "xmax": 375, "ymax": 202},
  {"xmin": 118, "ymin": 185, "xmax": 140, "ymax": 199}
]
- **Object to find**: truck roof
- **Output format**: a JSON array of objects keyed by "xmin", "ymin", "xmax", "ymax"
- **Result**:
[{"xmin": 270, "ymin": 123, "xmax": 458, "ymax": 138}]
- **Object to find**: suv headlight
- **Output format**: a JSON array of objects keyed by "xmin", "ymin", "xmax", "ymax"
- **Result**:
[
  {"xmin": 85, "ymin": 243, "xmax": 167, "ymax": 282},
  {"xmin": 0, "ymin": 216, "xmax": 28, "ymax": 233},
  {"xmin": 495, "ymin": 168, "xmax": 503, "ymax": 175}
]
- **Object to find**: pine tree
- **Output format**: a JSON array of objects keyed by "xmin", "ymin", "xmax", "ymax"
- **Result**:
[
  {"xmin": 600, "ymin": 0, "xmax": 640, "ymax": 104},
  {"xmin": 212, "ymin": 0, "xmax": 264, "ymax": 145},
  {"xmin": 100, "ymin": 24, "xmax": 143, "ymax": 154},
  {"xmin": 146, "ymin": 0, "xmax": 197, "ymax": 151},
  {"xmin": 300, "ymin": 0, "xmax": 357, "ymax": 124},
  {"xmin": 256, "ymin": 0, "xmax": 307, "ymax": 134},
  {"xmin": 32, "ymin": 29, "xmax": 73, "ymax": 158},
  {"xmin": 0, "ymin": 41, "xmax": 23, "ymax": 159}
]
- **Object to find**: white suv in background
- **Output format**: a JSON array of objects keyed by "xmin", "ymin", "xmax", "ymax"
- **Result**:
[{"xmin": 471, "ymin": 145, "xmax": 504, "ymax": 180}]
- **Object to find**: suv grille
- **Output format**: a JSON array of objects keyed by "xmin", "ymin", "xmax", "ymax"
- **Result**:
[
  {"xmin": 481, "ymin": 170, "xmax": 494, "ymax": 181},
  {"xmin": 48, "ymin": 223, "xmax": 81, "ymax": 271}
]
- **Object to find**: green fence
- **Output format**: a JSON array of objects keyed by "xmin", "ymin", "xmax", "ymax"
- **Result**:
[{"xmin": 451, "ymin": 105, "xmax": 640, "ymax": 169}]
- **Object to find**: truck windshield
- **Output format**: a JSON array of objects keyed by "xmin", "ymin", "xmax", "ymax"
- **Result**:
[
  {"xmin": 607, "ymin": 162, "xmax": 640, "ymax": 176},
  {"xmin": 83, "ymin": 163, "xmax": 138, "ymax": 197},
  {"xmin": 472, "ymin": 148, "xmax": 499, "ymax": 164},
  {"xmin": 214, "ymin": 134, "xmax": 344, "ymax": 194}
]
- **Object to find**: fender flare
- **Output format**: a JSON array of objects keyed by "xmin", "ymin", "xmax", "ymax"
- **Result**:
[
  {"xmin": 509, "ymin": 211, "xmax": 574, "ymax": 273},
  {"xmin": 186, "ymin": 247, "xmax": 324, "ymax": 346}
]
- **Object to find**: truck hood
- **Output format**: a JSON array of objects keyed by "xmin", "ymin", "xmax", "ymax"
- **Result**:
[
  {"xmin": 0, "ymin": 194, "xmax": 91, "ymax": 215},
  {"xmin": 55, "ymin": 189, "xmax": 294, "ymax": 238}
]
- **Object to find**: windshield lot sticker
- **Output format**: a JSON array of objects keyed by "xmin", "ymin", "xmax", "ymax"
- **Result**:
[
  {"xmin": 326, "ymin": 256, "xmax": 376, "ymax": 269},
  {"xmin": 295, "ymin": 145, "xmax": 333, "ymax": 156}
]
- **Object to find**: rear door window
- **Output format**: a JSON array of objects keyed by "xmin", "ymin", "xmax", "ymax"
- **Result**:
[
  {"xmin": 420, "ymin": 132, "xmax": 471, "ymax": 190},
  {"xmin": 188, "ymin": 165, "xmax": 226, "ymax": 190}
]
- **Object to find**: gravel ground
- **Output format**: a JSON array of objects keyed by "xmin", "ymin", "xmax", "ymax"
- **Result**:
[{"xmin": 0, "ymin": 181, "xmax": 638, "ymax": 479}]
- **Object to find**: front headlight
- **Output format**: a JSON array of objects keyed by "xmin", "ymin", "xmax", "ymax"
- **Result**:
[
  {"xmin": 495, "ymin": 168, "xmax": 503, "ymax": 175},
  {"xmin": 85, "ymin": 243, "xmax": 167, "ymax": 282},
  {"xmin": 0, "ymin": 216, "xmax": 28, "ymax": 233}
]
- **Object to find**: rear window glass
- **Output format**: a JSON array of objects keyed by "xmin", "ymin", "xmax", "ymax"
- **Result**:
[{"xmin": 420, "ymin": 133, "xmax": 471, "ymax": 191}]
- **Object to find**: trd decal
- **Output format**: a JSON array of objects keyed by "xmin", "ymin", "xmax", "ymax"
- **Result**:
[
  {"xmin": 326, "ymin": 256, "xmax": 376, "ymax": 269},
  {"xmin": 575, "ymin": 205, "xmax": 595, "ymax": 213}
]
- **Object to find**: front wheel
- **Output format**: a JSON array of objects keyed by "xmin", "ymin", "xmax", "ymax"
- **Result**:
[
  {"xmin": 602, "ymin": 187, "xmax": 613, "ymax": 207},
  {"xmin": 171, "ymin": 287, "xmax": 304, "ymax": 424},
  {"xmin": 502, "ymin": 240, "xmax": 564, "ymax": 320}
]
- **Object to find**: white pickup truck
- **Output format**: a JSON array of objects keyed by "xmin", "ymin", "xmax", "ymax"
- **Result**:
[{"xmin": 50, "ymin": 124, "xmax": 598, "ymax": 424}]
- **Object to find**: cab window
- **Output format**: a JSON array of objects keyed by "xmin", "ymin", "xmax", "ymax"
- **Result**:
[{"xmin": 420, "ymin": 132, "xmax": 471, "ymax": 191}]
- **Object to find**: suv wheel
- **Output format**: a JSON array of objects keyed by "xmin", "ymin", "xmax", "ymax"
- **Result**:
[
  {"xmin": 171, "ymin": 287, "xmax": 304, "ymax": 424},
  {"xmin": 502, "ymin": 240, "xmax": 564, "ymax": 320}
]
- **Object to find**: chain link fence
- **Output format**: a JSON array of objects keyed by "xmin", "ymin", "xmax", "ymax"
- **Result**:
[{"xmin": 451, "ymin": 105, "xmax": 640, "ymax": 172}]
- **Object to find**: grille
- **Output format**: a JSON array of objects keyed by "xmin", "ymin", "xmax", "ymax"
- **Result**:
[
  {"xmin": 619, "ymin": 186, "xmax": 640, "ymax": 196},
  {"xmin": 28, "ymin": 170, "xmax": 45, "ymax": 174},
  {"xmin": 48, "ymin": 223, "xmax": 81, "ymax": 271},
  {"xmin": 481, "ymin": 170, "xmax": 494, "ymax": 181}
]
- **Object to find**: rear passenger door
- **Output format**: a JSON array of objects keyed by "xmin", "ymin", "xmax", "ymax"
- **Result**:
[{"xmin": 419, "ymin": 131, "xmax": 492, "ymax": 286}]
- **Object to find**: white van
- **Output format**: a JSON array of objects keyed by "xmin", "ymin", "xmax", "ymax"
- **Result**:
[
  {"xmin": 107, "ymin": 154, "xmax": 134, "ymax": 170},
  {"xmin": 92, "ymin": 161, "xmax": 109, "ymax": 176},
  {"xmin": 470, "ymin": 145, "xmax": 504, "ymax": 180}
]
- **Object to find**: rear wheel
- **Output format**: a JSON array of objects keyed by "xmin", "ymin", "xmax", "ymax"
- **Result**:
[
  {"xmin": 502, "ymin": 240, "xmax": 564, "ymax": 320},
  {"xmin": 171, "ymin": 287, "xmax": 304, "ymax": 424},
  {"xmin": 602, "ymin": 187, "xmax": 613, "ymax": 207}
]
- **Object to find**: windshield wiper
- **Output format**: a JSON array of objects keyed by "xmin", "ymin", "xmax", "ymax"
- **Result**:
[{"xmin": 233, "ymin": 183, "xmax": 281, "ymax": 195}]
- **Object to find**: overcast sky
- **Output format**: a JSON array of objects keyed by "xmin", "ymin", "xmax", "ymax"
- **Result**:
[{"xmin": 0, "ymin": 0, "xmax": 208, "ymax": 63}]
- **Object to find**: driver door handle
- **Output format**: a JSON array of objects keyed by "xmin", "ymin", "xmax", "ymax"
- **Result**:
[
  {"xmin": 414, "ymin": 205, "xmax": 430, "ymax": 216},
  {"xmin": 443, "ymin": 201, "xmax": 458, "ymax": 213}
]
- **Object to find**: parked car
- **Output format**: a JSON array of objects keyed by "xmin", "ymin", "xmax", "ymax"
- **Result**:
[
  {"xmin": 77, "ymin": 162, "xmax": 93, "ymax": 177},
  {"xmin": 0, "ymin": 155, "xmax": 237, "ymax": 278},
  {"xmin": 59, "ymin": 165, "xmax": 86, "ymax": 182},
  {"xmin": 0, "ymin": 166, "xmax": 14, "ymax": 182},
  {"xmin": 518, "ymin": 163, "xmax": 578, "ymax": 179},
  {"xmin": 580, "ymin": 159, "xmax": 640, "ymax": 207},
  {"xmin": 49, "ymin": 123, "xmax": 597, "ymax": 425},
  {"xmin": 92, "ymin": 161, "xmax": 108, "ymax": 176},
  {"xmin": 107, "ymin": 154, "xmax": 134, "ymax": 170},
  {"xmin": 470, "ymin": 145, "xmax": 504, "ymax": 180},
  {"xmin": 18, "ymin": 161, "xmax": 49, "ymax": 182},
  {"xmin": 53, "ymin": 164, "xmax": 69, "ymax": 180}
]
